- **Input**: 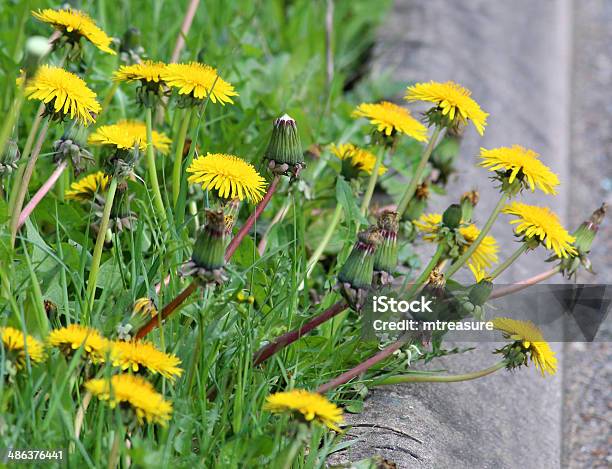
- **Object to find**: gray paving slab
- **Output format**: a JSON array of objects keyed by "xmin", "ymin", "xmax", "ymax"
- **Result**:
[{"xmin": 328, "ymin": 1, "xmax": 589, "ymax": 467}]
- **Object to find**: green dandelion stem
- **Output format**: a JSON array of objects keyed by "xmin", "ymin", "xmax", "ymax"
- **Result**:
[
  {"xmin": 144, "ymin": 107, "xmax": 167, "ymax": 224},
  {"xmin": 446, "ymin": 192, "xmax": 509, "ymax": 278},
  {"xmin": 374, "ymin": 360, "xmax": 507, "ymax": 386},
  {"xmin": 0, "ymin": 79, "xmax": 25, "ymax": 164},
  {"xmin": 86, "ymin": 177, "xmax": 119, "ymax": 313},
  {"xmin": 257, "ymin": 199, "xmax": 291, "ymax": 255},
  {"xmin": 317, "ymin": 333, "xmax": 411, "ymax": 393},
  {"xmin": 108, "ymin": 430, "xmax": 122, "ymax": 469},
  {"xmin": 359, "ymin": 146, "xmax": 386, "ymax": 217},
  {"xmin": 253, "ymin": 301, "xmax": 348, "ymax": 366},
  {"xmin": 305, "ymin": 203, "xmax": 343, "ymax": 278},
  {"xmin": 396, "ymin": 126, "xmax": 442, "ymax": 217},
  {"xmin": 278, "ymin": 423, "xmax": 310, "ymax": 469},
  {"xmin": 9, "ymin": 116, "xmax": 50, "ymax": 247},
  {"xmin": 403, "ymin": 243, "xmax": 445, "ymax": 297},
  {"xmin": 172, "ymin": 107, "xmax": 194, "ymax": 206},
  {"xmin": 7, "ymin": 106, "xmax": 44, "ymax": 213},
  {"xmin": 490, "ymin": 243, "xmax": 530, "ymax": 280}
]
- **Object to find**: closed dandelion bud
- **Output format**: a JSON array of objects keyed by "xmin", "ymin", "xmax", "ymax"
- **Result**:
[
  {"xmin": 402, "ymin": 183, "xmax": 429, "ymax": 221},
  {"xmin": 338, "ymin": 228, "xmax": 382, "ymax": 310},
  {"xmin": 182, "ymin": 209, "xmax": 228, "ymax": 285},
  {"xmin": 106, "ymin": 143, "xmax": 139, "ymax": 179},
  {"xmin": 557, "ymin": 203, "xmax": 607, "ymax": 278},
  {"xmin": 264, "ymin": 114, "xmax": 304, "ymax": 178},
  {"xmin": 574, "ymin": 203, "xmax": 606, "ymax": 254},
  {"xmin": 442, "ymin": 204, "xmax": 462, "ymax": 229},
  {"xmin": 374, "ymin": 211, "xmax": 399, "ymax": 285},
  {"xmin": 109, "ymin": 181, "xmax": 137, "ymax": 232},
  {"xmin": 468, "ymin": 280, "xmax": 493, "ymax": 307},
  {"xmin": 0, "ymin": 140, "xmax": 20, "ymax": 176},
  {"xmin": 460, "ymin": 190, "xmax": 479, "ymax": 222},
  {"xmin": 53, "ymin": 123, "xmax": 93, "ymax": 175},
  {"xmin": 22, "ymin": 36, "xmax": 51, "ymax": 78}
]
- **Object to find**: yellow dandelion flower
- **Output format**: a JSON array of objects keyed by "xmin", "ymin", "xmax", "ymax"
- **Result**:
[
  {"xmin": 468, "ymin": 264, "xmax": 490, "ymax": 283},
  {"xmin": 414, "ymin": 213, "xmax": 499, "ymax": 270},
  {"xmin": 0, "ymin": 327, "xmax": 46, "ymax": 370},
  {"xmin": 329, "ymin": 143, "xmax": 357, "ymax": 161},
  {"xmin": 65, "ymin": 171, "xmax": 109, "ymax": 201},
  {"xmin": 329, "ymin": 143, "xmax": 387, "ymax": 175},
  {"xmin": 352, "ymin": 101, "xmax": 428, "ymax": 142},
  {"xmin": 32, "ymin": 8, "xmax": 115, "ymax": 55},
  {"xmin": 264, "ymin": 389, "xmax": 344, "ymax": 431},
  {"xmin": 109, "ymin": 340, "xmax": 182, "ymax": 381},
  {"xmin": 502, "ymin": 202, "xmax": 577, "ymax": 258},
  {"xmin": 85, "ymin": 374, "xmax": 173, "ymax": 426},
  {"xmin": 187, "ymin": 153, "xmax": 267, "ymax": 203},
  {"xmin": 25, "ymin": 65, "xmax": 101, "ymax": 125},
  {"xmin": 492, "ymin": 317, "xmax": 557, "ymax": 376},
  {"xmin": 161, "ymin": 62, "xmax": 238, "ymax": 105},
  {"xmin": 88, "ymin": 120, "xmax": 171, "ymax": 154},
  {"xmin": 412, "ymin": 213, "xmax": 441, "ymax": 238},
  {"xmin": 113, "ymin": 60, "xmax": 167, "ymax": 86},
  {"xmin": 405, "ymin": 80, "xmax": 488, "ymax": 135},
  {"xmin": 479, "ymin": 145, "xmax": 559, "ymax": 195},
  {"xmin": 48, "ymin": 324, "xmax": 109, "ymax": 362},
  {"xmin": 133, "ymin": 297, "xmax": 157, "ymax": 318},
  {"xmin": 459, "ymin": 224, "xmax": 499, "ymax": 270}
]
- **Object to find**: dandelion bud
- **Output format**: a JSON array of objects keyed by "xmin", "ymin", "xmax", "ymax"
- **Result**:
[
  {"xmin": 182, "ymin": 209, "xmax": 228, "ymax": 285},
  {"xmin": 53, "ymin": 123, "xmax": 93, "ymax": 175},
  {"xmin": 460, "ymin": 190, "xmax": 479, "ymax": 222},
  {"xmin": 468, "ymin": 279, "xmax": 493, "ymax": 307},
  {"xmin": 21, "ymin": 36, "xmax": 51, "ymax": 78},
  {"xmin": 337, "ymin": 228, "xmax": 382, "ymax": 310},
  {"xmin": 373, "ymin": 211, "xmax": 399, "ymax": 285},
  {"xmin": 442, "ymin": 204, "xmax": 462, "ymax": 229},
  {"xmin": 0, "ymin": 140, "xmax": 20, "ymax": 176},
  {"xmin": 109, "ymin": 181, "xmax": 137, "ymax": 232},
  {"xmin": 557, "ymin": 203, "xmax": 607, "ymax": 278},
  {"xmin": 574, "ymin": 203, "xmax": 606, "ymax": 254},
  {"xmin": 402, "ymin": 182, "xmax": 429, "ymax": 221},
  {"xmin": 264, "ymin": 114, "xmax": 304, "ymax": 178}
]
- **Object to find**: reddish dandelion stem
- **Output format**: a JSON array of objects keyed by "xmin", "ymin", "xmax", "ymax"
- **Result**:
[
  {"xmin": 490, "ymin": 266, "xmax": 560, "ymax": 299},
  {"xmin": 18, "ymin": 160, "xmax": 68, "ymax": 229},
  {"xmin": 170, "ymin": 0, "xmax": 201, "ymax": 63},
  {"xmin": 317, "ymin": 334, "xmax": 410, "ymax": 394},
  {"xmin": 253, "ymin": 301, "xmax": 347, "ymax": 366},
  {"xmin": 225, "ymin": 175, "xmax": 280, "ymax": 261},
  {"xmin": 135, "ymin": 281, "xmax": 198, "ymax": 339},
  {"xmin": 137, "ymin": 176, "xmax": 281, "ymax": 339}
]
